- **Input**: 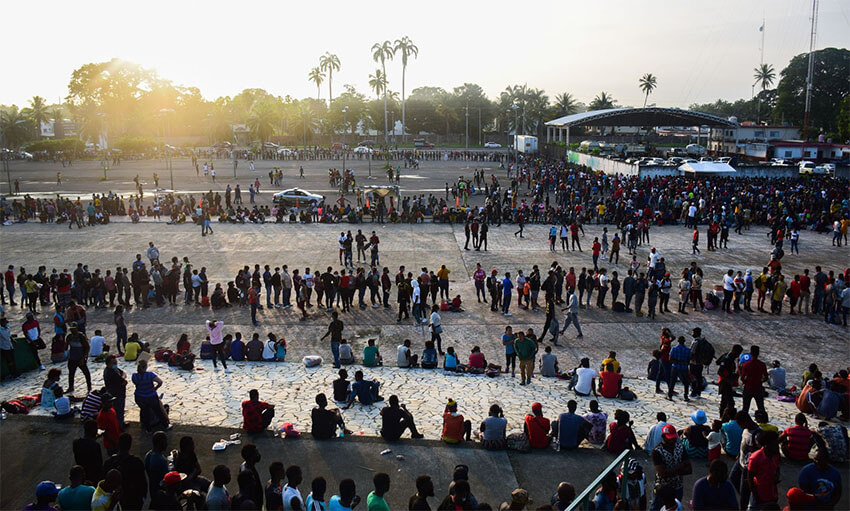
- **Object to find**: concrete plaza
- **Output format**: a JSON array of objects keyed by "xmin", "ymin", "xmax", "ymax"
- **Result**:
[{"xmin": 1, "ymin": 158, "xmax": 848, "ymax": 507}]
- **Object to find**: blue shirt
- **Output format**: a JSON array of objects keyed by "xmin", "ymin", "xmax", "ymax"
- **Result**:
[
  {"xmin": 502, "ymin": 278, "xmax": 513, "ymax": 296},
  {"xmin": 798, "ymin": 463, "xmax": 842, "ymax": 505},
  {"xmin": 132, "ymin": 371, "xmax": 158, "ymax": 398},
  {"xmin": 502, "ymin": 334, "xmax": 515, "ymax": 355},
  {"xmin": 350, "ymin": 380, "xmax": 376, "ymax": 405},
  {"xmin": 444, "ymin": 352, "xmax": 458, "ymax": 369},
  {"xmin": 556, "ymin": 412, "xmax": 588, "ymax": 449},
  {"xmin": 328, "ymin": 495, "xmax": 352, "ymax": 511},
  {"xmin": 691, "ymin": 477, "xmax": 737, "ymax": 510},
  {"xmin": 57, "ymin": 484, "xmax": 95, "ymax": 511},
  {"xmin": 721, "ymin": 420, "xmax": 743, "ymax": 456},
  {"xmin": 231, "ymin": 340, "xmax": 244, "ymax": 361},
  {"xmin": 670, "ymin": 344, "xmax": 691, "ymax": 370}
]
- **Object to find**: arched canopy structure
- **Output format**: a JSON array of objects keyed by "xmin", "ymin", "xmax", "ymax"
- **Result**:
[{"xmin": 545, "ymin": 107, "xmax": 736, "ymax": 144}]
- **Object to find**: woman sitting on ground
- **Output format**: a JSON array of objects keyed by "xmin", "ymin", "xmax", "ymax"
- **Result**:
[
  {"xmin": 450, "ymin": 295, "xmax": 464, "ymax": 312},
  {"xmin": 226, "ymin": 282, "xmax": 240, "ymax": 304},
  {"xmin": 421, "ymin": 341, "xmax": 438, "ymax": 369},
  {"xmin": 444, "ymin": 347, "xmax": 459, "ymax": 372},
  {"xmin": 211, "ymin": 284, "xmax": 228, "ymax": 309},
  {"xmin": 468, "ymin": 346, "xmax": 487, "ymax": 370},
  {"xmin": 199, "ymin": 336, "xmax": 214, "ymax": 360},
  {"xmin": 176, "ymin": 334, "xmax": 191, "ymax": 355}
]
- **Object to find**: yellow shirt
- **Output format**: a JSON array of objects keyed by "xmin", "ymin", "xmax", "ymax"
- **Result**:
[
  {"xmin": 601, "ymin": 357, "xmax": 621, "ymax": 373},
  {"xmin": 124, "ymin": 341, "xmax": 140, "ymax": 361},
  {"xmin": 90, "ymin": 483, "xmax": 114, "ymax": 511},
  {"xmin": 436, "ymin": 268, "xmax": 450, "ymax": 280}
]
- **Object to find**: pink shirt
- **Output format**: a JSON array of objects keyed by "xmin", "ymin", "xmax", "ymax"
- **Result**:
[{"xmin": 206, "ymin": 321, "xmax": 224, "ymax": 345}]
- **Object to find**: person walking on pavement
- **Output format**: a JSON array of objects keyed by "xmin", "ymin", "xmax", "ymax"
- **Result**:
[{"xmin": 321, "ymin": 311, "xmax": 345, "ymax": 369}]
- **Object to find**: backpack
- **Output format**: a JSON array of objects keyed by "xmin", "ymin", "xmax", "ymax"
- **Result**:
[
  {"xmin": 612, "ymin": 301, "xmax": 626, "ymax": 313},
  {"xmin": 693, "ymin": 337, "xmax": 715, "ymax": 366}
]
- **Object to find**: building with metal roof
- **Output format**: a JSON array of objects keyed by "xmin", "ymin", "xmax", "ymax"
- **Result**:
[{"xmin": 545, "ymin": 107, "xmax": 736, "ymax": 144}]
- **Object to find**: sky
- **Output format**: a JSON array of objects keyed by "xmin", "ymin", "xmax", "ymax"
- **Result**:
[{"xmin": 3, "ymin": 0, "xmax": 849, "ymax": 109}]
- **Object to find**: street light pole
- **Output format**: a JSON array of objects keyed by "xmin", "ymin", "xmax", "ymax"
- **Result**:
[
  {"xmin": 342, "ymin": 107, "xmax": 348, "ymax": 174},
  {"xmin": 465, "ymin": 99, "xmax": 469, "ymax": 149},
  {"xmin": 1, "ymin": 129, "xmax": 11, "ymax": 196}
]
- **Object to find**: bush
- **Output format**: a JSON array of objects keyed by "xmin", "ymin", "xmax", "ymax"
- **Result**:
[
  {"xmin": 114, "ymin": 136, "xmax": 158, "ymax": 155},
  {"xmin": 24, "ymin": 138, "xmax": 85, "ymax": 155}
]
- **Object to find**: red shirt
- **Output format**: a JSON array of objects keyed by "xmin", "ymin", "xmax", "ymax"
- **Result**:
[
  {"xmin": 782, "ymin": 425, "xmax": 813, "ymax": 461},
  {"xmin": 4, "ymin": 270, "xmax": 14, "ymax": 287},
  {"xmin": 600, "ymin": 371, "xmax": 622, "ymax": 398},
  {"xmin": 799, "ymin": 274, "xmax": 811, "ymax": 293},
  {"xmin": 242, "ymin": 399, "xmax": 272, "ymax": 433},
  {"xmin": 441, "ymin": 411, "xmax": 466, "ymax": 443},
  {"xmin": 97, "ymin": 408, "xmax": 121, "ymax": 449},
  {"xmin": 740, "ymin": 359, "xmax": 768, "ymax": 392},
  {"xmin": 566, "ymin": 273, "xmax": 576, "ymax": 288},
  {"xmin": 747, "ymin": 447, "xmax": 781, "ymax": 502},
  {"xmin": 524, "ymin": 415, "xmax": 551, "ymax": 449},
  {"xmin": 592, "ymin": 242, "xmax": 601, "ymax": 256}
]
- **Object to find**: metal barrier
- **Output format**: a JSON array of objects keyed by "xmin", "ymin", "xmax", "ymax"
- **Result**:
[{"xmin": 565, "ymin": 449, "xmax": 632, "ymax": 511}]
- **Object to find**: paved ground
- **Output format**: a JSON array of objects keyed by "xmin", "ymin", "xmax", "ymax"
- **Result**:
[
  {"xmin": 1, "ymin": 158, "xmax": 848, "ymax": 508},
  {"xmin": 1, "ymin": 156, "xmax": 505, "ymax": 206}
]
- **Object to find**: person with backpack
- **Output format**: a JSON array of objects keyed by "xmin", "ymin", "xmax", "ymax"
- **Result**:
[{"xmin": 689, "ymin": 328, "xmax": 714, "ymax": 399}]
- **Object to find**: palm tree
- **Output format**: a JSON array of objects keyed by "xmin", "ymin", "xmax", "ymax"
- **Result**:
[
  {"xmin": 553, "ymin": 92, "xmax": 578, "ymax": 117},
  {"xmin": 247, "ymin": 102, "xmax": 277, "ymax": 149},
  {"xmin": 368, "ymin": 69, "xmax": 387, "ymax": 99},
  {"xmin": 319, "ymin": 53, "xmax": 341, "ymax": 102},
  {"xmin": 371, "ymin": 40, "xmax": 395, "ymax": 146},
  {"xmin": 589, "ymin": 92, "xmax": 616, "ymax": 111},
  {"xmin": 393, "ymin": 36, "xmax": 418, "ymax": 143},
  {"xmin": 294, "ymin": 102, "xmax": 317, "ymax": 149},
  {"xmin": 25, "ymin": 96, "xmax": 51, "ymax": 138},
  {"xmin": 753, "ymin": 63, "xmax": 775, "ymax": 91},
  {"xmin": 638, "ymin": 73, "xmax": 658, "ymax": 107},
  {"xmin": 1, "ymin": 106, "xmax": 34, "ymax": 148},
  {"xmin": 308, "ymin": 67, "xmax": 325, "ymax": 101}
]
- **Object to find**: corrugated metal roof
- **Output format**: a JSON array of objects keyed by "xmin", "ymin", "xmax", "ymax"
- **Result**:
[{"xmin": 546, "ymin": 107, "xmax": 736, "ymax": 128}]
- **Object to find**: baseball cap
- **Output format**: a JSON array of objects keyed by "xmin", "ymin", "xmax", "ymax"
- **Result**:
[
  {"xmin": 662, "ymin": 424, "xmax": 678, "ymax": 440},
  {"xmin": 162, "ymin": 471, "xmax": 187, "ymax": 487},
  {"xmin": 531, "ymin": 402, "xmax": 543, "ymax": 415},
  {"xmin": 786, "ymin": 487, "xmax": 815, "ymax": 506},
  {"xmin": 35, "ymin": 481, "xmax": 61, "ymax": 497},
  {"xmin": 511, "ymin": 488, "xmax": 529, "ymax": 503}
]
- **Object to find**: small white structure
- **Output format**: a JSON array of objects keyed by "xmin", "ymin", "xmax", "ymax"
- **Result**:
[{"xmin": 678, "ymin": 162, "xmax": 736, "ymax": 176}]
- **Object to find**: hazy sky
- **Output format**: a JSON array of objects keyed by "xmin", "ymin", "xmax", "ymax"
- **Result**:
[{"xmin": 4, "ymin": 0, "xmax": 848, "ymax": 109}]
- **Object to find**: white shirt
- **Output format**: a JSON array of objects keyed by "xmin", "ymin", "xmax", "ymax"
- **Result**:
[
  {"xmin": 191, "ymin": 274, "xmax": 202, "ymax": 288},
  {"xmin": 648, "ymin": 252, "xmax": 660, "ymax": 268},
  {"xmin": 688, "ymin": 205, "xmax": 697, "ymax": 217},
  {"xmin": 397, "ymin": 345, "xmax": 411, "ymax": 367},
  {"xmin": 574, "ymin": 367, "xmax": 597, "ymax": 395},
  {"xmin": 723, "ymin": 274, "xmax": 735, "ymax": 291},
  {"xmin": 262, "ymin": 340, "xmax": 276, "ymax": 360},
  {"xmin": 282, "ymin": 485, "xmax": 304, "ymax": 511},
  {"xmin": 89, "ymin": 335, "xmax": 106, "ymax": 356},
  {"xmin": 430, "ymin": 311, "xmax": 441, "ymax": 328},
  {"xmin": 304, "ymin": 273, "xmax": 314, "ymax": 288}
]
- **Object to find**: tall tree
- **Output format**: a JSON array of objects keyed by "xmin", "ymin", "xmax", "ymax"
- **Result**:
[
  {"xmin": 247, "ymin": 102, "xmax": 277, "ymax": 149},
  {"xmin": 753, "ymin": 63, "xmax": 776, "ymax": 91},
  {"xmin": 553, "ymin": 92, "xmax": 579, "ymax": 117},
  {"xmin": 368, "ymin": 69, "xmax": 387, "ymax": 99},
  {"xmin": 24, "ymin": 96, "xmax": 51, "ymax": 138},
  {"xmin": 1, "ymin": 106, "xmax": 33, "ymax": 148},
  {"xmin": 308, "ymin": 67, "xmax": 325, "ymax": 100},
  {"xmin": 589, "ymin": 91, "xmax": 616, "ymax": 111},
  {"xmin": 773, "ymin": 48, "xmax": 850, "ymax": 133},
  {"xmin": 371, "ymin": 40, "xmax": 395, "ymax": 146},
  {"xmin": 638, "ymin": 73, "xmax": 658, "ymax": 107},
  {"xmin": 393, "ymin": 36, "xmax": 418, "ymax": 143},
  {"xmin": 319, "ymin": 53, "xmax": 341, "ymax": 102}
]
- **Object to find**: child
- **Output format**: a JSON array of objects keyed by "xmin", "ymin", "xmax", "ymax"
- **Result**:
[
  {"xmin": 707, "ymin": 419, "xmax": 723, "ymax": 461},
  {"xmin": 41, "ymin": 368, "xmax": 62, "ymax": 409},
  {"xmin": 52, "ymin": 387, "xmax": 77, "ymax": 420},
  {"xmin": 450, "ymin": 295, "xmax": 464, "ymax": 312}
]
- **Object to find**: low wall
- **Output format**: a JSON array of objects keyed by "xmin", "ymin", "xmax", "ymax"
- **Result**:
[{"xmin": 565, "ymin": 150, "xmax": 850, "ymax": 179}]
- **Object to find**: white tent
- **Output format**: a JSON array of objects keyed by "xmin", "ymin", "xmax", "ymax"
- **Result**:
[{"xmin": 678, "ymin": 162, "xmax": 736, "ymax": 176}]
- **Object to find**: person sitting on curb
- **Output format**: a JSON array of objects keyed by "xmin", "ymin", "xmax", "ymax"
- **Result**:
[
  {"xmin": 362, "ymin": 339, "xmax": 382, "ymax": 367},
  {"xmin": 380, "ymin": 395, "xmax": 425, "ymax": 440},
  {"xmin": 476, "ymin": 404, "xmax": 508, "ymax": 450},
  {"xmin": 343, "ymin": 370, "xmax": 383, "ymax": 408},
  {"xmin": 552, "ymin": 400, "xmax": 592, "ymax": 450},
  {"xmin": 441, "ymin": 399, "xmax": 472, "ymax": 444},
  {"xmin": 311, "ymin": 393, "xmax": 350, "ymax": 440},
  {"xmin": 241, "ymin": 389, "xmax": 275, "ymax": 434},
  {"xmin": 397, "ymin": 339, "xmax": 418, "ymax": 368}
]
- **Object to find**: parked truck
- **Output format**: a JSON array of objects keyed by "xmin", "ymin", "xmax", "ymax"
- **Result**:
[{"xmin": 514, "ymin": 135, "xmax": 538, "ymax": 154}]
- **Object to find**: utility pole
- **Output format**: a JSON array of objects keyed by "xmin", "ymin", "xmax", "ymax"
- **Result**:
[
  {"xmin": 464, "ymin": 99, "xmax": 469, "ymax": 149},
  {"xmin": 1, "ymin": 129, "xmax": 11, "ymax": 196},
  {"xmin": 803, "ymin": 0, "xmax": 819, "ymax": 139},
  {"xmin": 478, "ymin": 108, "xmax": 482, "ymax": 146},
  {"xmin": 342, "ymin": 107, "xmax": 348, "ymax": 174}
]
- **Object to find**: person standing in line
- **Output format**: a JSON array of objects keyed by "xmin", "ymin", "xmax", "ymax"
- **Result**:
[
  {"xmin": 429, "ymin": 304, "xmax": 443, "ymax": 355},
  {"xmin": 515, "ymin": 330, "xmax": 537, "ymax": 386},
  {"xmin": 321, "ymin": 311, "xmax": 344, "ymax": 369},
  {"xmin": 502, "ymin": 272, "xmax": 514, "ymax": 316},
  {"xmin": 667, "ymin": 336, "xmax": 691, "ymax": 403},
  {"xmin": 501, "ymin": 326, "xmax": 516, "ymax": 377}
]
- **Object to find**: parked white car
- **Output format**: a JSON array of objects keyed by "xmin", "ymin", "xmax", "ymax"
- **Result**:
[
  {"xmin": 272, "ymin": 188, "xmax": 323, "ymax": 206},
  {"xmin": 353, "ymin": 146, "xmax": 373, "ymax": 154},
  {"xmin": 483, "ymin": 142, "xmax": 502, "ymax": 148}
]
